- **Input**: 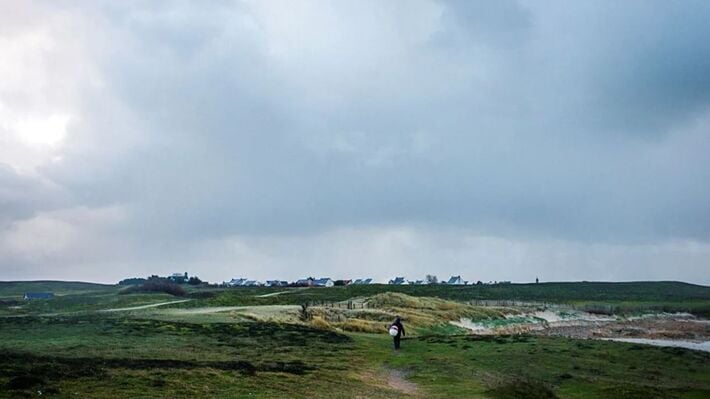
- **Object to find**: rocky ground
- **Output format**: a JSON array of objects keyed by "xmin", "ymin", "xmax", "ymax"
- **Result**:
[{"xmin": 537, "ymin": 316, "xmax": 710, "ymax": 341}]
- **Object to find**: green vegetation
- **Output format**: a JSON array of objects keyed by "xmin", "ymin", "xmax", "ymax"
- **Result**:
[
  {"xmin": 6, "ymin": 280, "xmax": 708, "ymax": 316},
  {"xmin": 204, "ymin": 281, "xmax": 710, "ymax": 303},
  {"xmin": 0, "ymin": 280, "xmax": 708, "ymax": 398},
  {"xmin": 119, "ymin": 279, "xmax": 187, "ymax": 296},
  {"xmin": 0, "ymin": 291, "xmax": 177, "ymax": 316},
  {"xmin": 0, "ymin": 315, "xmax": 366, "ymax": 398},
  {"xmin": 1, "ymin": 314, "xmax": 708, "ymax": 398},
  {"xmin": 198, "ymin": 281, "xmax": 710, "ymax": 317},
  {"xmin": 0, "ymin": 281, "xmax": 115, "ymax": 298},
  {"xmin": 362, "ymin": 334, "xmax": 710, "ymax": 398}
]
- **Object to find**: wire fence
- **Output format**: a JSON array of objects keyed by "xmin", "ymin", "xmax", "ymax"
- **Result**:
[
  {"xmin": 467, "ymin": 299, "xmax": 557, "ymax": 308},
  {"xmin": 308, "ymin": 300, "xmax": 371, "ymax": 309}
]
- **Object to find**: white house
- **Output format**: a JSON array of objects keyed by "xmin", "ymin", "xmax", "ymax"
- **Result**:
[
  {"xmin": 313, "ymin": 278, "xmax": 334, "ymax": 287},
  {"xmin": 226, "ymin": 278, "xmax": 246, "ymax": 287},
  {"xmin": 446, "ymin": 275, "xmax": 466, "ymax": 285}
]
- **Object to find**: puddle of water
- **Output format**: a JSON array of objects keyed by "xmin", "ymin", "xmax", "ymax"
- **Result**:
[{"xmin": 600, "ymin": 338, "xmax": 710, "ymax": 353}]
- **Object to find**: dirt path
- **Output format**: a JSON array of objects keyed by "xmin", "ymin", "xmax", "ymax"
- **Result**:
[
  {"xmin": 255, "ymin": 291, "xmax": 289, "ymax": 298},
  {"xmin": 160, "ymin": 305, "xmax": 298, "ymax": 315},
  {"xmin": 254, "ymin": 287, "xmax": 309, "ymax": 298},
  {"xmin": 387, "ymin": 369, "xmax": 419, "ymax": 396},
  {"xmin": 99, "ymin": 299, "xmax": 191, "ymax": 312}
]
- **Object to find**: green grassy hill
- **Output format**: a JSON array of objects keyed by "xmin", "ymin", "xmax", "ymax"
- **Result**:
[
  {"xmin": 200, "ymin": 281, "xmax": 710, "ymax": 317},
  {"xmin": 0, "ymin": 281, "xmax": 116, "ymax": 298}
]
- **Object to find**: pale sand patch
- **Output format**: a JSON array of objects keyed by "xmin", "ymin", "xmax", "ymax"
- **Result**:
[
  {"xmin": 99, "ymin": 299, "xmax": 191, "ymax": 312},
  {"xmin": 255, "ymin": 291, "xmax": 290, "ymax": 298},
  {"xmin": 387, "ymin": 369, "xmax": 419, "ymax": 396}
]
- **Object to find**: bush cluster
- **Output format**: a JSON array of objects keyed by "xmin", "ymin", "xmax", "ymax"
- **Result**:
[{"xmin": 120, "ymin": 279, "xmax": 187, "ymax": 296}]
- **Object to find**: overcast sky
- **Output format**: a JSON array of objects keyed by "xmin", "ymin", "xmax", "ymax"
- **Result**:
[{"xmin": 1, "ymin": 0, "xmax": 709, "ymax": 284}]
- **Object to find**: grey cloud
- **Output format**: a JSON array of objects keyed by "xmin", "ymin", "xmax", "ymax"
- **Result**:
[
  {"xmin": 527, "ymin": 1, "xmax": 710, "ymax": 136},
  {"xmin": 0, "ymin": 164, "xmax": 68, "ymax": 228},
  {"xmin": 50, "ymin": 0, "xmax": 710, "ymax": 242},
  {"xmin": 1, "ymin": 1, "xmax": 709, "ymax": 282},
  {"xmin": 51, "ymin": 3, "xmax": 708, "ymax": 240}
]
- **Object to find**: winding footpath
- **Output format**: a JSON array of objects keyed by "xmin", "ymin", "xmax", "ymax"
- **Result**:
[{"xmin": 99, "ymin": 299, "xmax": 191, "ymax": 312}]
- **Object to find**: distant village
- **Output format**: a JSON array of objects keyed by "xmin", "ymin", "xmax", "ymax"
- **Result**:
[
  {"xmin": 22, "ymin": 273, "xmax": 526, "ymax": 301},
  {"xmin": 117, "ymin": 273, "xmax": 514, "ymax": 288}
]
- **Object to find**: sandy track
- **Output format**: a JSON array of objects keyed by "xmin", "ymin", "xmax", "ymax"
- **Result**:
[
  {"xmin": 255, "ymin": 291, "xmax": 289, "ymax": 298},
  {"xmin": 99, "ymin": 299, "xmax": 191, "ymax": 312},
  {"xmin": 387, "ymin": 369, "xmax": 419, "ymax": 396},
  {"xmin": 159, "ymin": 305, "xmax": 299, "ymax": 315}
]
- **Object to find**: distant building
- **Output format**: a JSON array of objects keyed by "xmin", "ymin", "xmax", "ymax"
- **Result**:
[
  {"xmin": 226, "ymin": 278, "xmax": 247, "ymax": 287},
  {"xmin": 295, "ymin": 277, "xmax": 316, "ymax": 287},
  {"xmin": 313, "ymin": 278, "xmax": 334, "ymax": 287},
  {"xmin": 169, "ymin": 272, "xmax": 189, "ymax": 284},
  {"xmin": 23, "ymin": 292, "xmax": 54, "ymax": 300},
  {"xmin": 410, "ymin": 280, "xmax": 426, "ymax": 285},
  {"xmin": 226, "ymin": 278, "xmax": 262, "ymax": 287},
  {"xmin": 446, "ymin": 276, "xmax": 466, "ymax": 285},
  {"xmin": 388, "ymin": 277, "xmax": 407, "ymax": 285},
  {"xmin": 352, "ymin": 278, "xmax": 373, "ymax": 285},
  {"xmin": 265, "ymin": 280, "xmax": 288, "ymax": 287}
]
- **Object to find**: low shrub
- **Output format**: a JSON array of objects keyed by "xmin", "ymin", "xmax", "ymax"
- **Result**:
[
  {"xmin": 7, "ymin": 375, "xmax": 45, "ymax": 390},
  {"xmin": 119, "ymin": 280, "xmax": 186, "ymax": 296}
]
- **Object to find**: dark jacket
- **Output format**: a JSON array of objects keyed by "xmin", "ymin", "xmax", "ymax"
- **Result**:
[{"xmin": 391, "ymin": 318, "xmax": 405, "ymax": 338}]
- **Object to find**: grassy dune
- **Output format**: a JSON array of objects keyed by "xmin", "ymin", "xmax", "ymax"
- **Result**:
[{"xmin": 306, "ymin": 293, "xmax": 512, "ymax": 334}]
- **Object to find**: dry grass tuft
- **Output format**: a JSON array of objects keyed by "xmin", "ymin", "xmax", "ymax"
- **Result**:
[
  {"xmin": 310, "ymin": 316, "xmax": 333, "ymax": 330},
  {"xmin": 335, "ymin": 319, "xmax": 387, "ymax": 334}
]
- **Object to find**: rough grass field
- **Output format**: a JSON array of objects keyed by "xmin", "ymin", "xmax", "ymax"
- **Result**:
[
  {"xmin": 195, "ymin": 281, "xmax": 710, "ymax": 317},
  {"xmin": 0, "ymin": 281, "xmax": 708, "ymax": 398}
]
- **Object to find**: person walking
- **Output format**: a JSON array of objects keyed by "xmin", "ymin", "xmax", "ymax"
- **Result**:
[{"xmin": 390, "ymin": 316, "xmax": 405, "ymax": 350}]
